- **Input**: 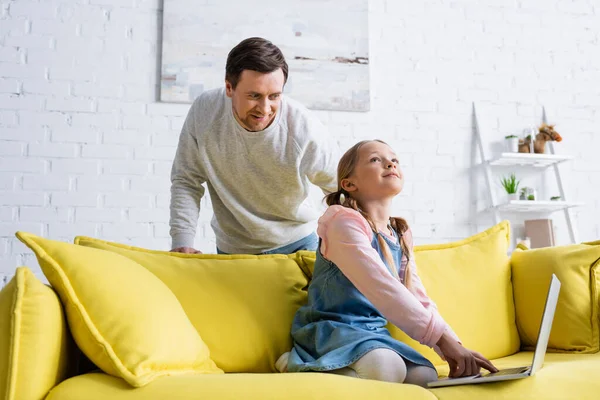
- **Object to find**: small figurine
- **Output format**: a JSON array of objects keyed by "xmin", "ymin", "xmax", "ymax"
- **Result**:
[{"xmin": 518, "ymin": 123, "xmax": 563, "ymax": 154}]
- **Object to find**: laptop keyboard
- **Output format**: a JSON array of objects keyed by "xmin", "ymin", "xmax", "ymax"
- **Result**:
[{"xmin": 482, "ymin": 366, "xmax": 530, "ymax": 378}]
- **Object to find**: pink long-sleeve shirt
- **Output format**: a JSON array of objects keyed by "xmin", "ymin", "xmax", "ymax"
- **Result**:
[{"xmin": 317, "ymin": 205, "xmax": 460, "ymax": 357}]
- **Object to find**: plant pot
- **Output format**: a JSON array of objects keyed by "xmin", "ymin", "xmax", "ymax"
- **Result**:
[
  {"xmin": 506, "ymin": 138, "xmax": 519, "ymax": 152},
  {"xmin": 507, "ymin": 193, "xmax": 519, "ymax": 202}
]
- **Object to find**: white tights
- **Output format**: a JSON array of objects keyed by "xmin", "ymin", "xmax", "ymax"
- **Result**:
[{"xmin": 276, "ymin": 348, "xmax": 438, "ymax": 387}]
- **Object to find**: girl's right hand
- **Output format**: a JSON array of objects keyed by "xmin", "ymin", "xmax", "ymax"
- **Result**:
[{"xmin": 436, "ymin": 331, "xmax": 498, "ymax": 378}]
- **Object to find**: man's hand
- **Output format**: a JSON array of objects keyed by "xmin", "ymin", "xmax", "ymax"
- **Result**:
[
  {"xmin": 437, "ymin": 331, "xmax": 498, "ymax": 378},
  {"xmin": 170, "ymin": 247, "xmax": 203, "ymax": 254}
]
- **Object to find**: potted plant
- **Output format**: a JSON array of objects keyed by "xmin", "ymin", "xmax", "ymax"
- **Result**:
[
  {"xmin": 505, "ymin": 134, "xmax": 519, "ymax": 152},
  {"xmin": 500, "ymin": 173, "xmax": 520, "ymax": 201},
  {"xmin": 550, "ymin": 196, "xmax": 561, "ymax": 201}
]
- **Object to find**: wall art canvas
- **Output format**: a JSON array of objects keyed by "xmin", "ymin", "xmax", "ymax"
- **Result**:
[{"xmin": 160, "ymin": 0, "xmax": 370, "ymax": 111}]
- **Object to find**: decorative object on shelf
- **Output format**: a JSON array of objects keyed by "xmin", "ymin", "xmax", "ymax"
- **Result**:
[
  {"xmin": 505, "ymin": 135, "xmax": 519, "ymax": 152},
  {"xmin": 550, "ymin": 196, "xmax": 561, "ymax": 201},
  {"xmin": 518, "ymin": 124, "xmax": 563, "ymax": 154},
  {"xmin": 518, "ymin": 126, "xmax": 536, "ymax": 153},
  {"xmin": 524, "ymin": 219, "xmax": 556, "ymax": 248},
  {"xmin": 516, "ymin": 237, "xmax": 531, "ymax": 248},
  {"xmin": 500, "ymin": 173, "xmax": 520, "ymax": 201},
  {"xmin": 519, "ymin": 187, "xmax": 536, "ymax": 201}
]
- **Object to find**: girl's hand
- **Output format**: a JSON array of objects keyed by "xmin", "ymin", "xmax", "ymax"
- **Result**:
[{"xmin": 436, "ymin": 332, "xmax": 498, "ymax": 378}]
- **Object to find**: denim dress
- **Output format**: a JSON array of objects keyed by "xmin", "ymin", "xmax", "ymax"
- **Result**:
[{"xmin": 287, "ymin": 229, "xmax": 435, "ymax": 372}]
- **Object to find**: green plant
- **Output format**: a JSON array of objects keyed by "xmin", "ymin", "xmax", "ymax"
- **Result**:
[
  {"xmin": 528, "ymin": 194, "xmax": 535, "ymax": 200},
  {"xmin": 505, "ymin": 135, "xmax": 518, "ymax": 139},
  {"xmin": 500, "ymin": 173, "xmax": 520, "ymax": 194},
  {"xmin": 551, "ymin": 196, "xmax": 561, "ymax": 201}
]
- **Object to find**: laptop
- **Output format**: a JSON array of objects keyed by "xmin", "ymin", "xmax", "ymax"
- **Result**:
[{"xmin": 428, "ymin": 274, "xmax": 561, "ymax": 388}]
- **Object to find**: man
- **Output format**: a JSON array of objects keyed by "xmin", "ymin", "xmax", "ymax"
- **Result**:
[{"xmin": 169, "ymin": 37, "xmax": 340, "ymax": 255}]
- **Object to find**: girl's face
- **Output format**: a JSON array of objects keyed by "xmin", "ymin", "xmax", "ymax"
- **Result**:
[{"xmin": 341, "ymin": 141, "xmax": 404, "ymax": 201}]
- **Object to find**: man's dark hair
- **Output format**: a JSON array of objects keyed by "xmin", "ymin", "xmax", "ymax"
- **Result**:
[{"xmin": 225, "ymin": 37, "xmax": 288, "ymax": 89}]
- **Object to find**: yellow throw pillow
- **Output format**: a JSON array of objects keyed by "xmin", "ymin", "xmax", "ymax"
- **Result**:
[
  {"xmin": 511, "ymin": 242, "xmax": 600, "ymax": 353},
  {"xmin": 288, "ymin": 251, "xmax": 316, "ymax": 280},
  {"xmin": 0, "ymin": 267, "xmax": 72, "ymax": 400},
  {"xmin": 388, "ymin": 221, "xmax": 520, "ymax": 365},
  {"xmin": 16, "ymin": 232, "xmax": 222, "ymax": 388},
  {"xmin": 74, "ymin": 236, "xmax": 309, "ymax": 373}
]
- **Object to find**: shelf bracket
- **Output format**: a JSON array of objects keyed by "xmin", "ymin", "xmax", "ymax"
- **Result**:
[{"xmin": 473, "ymin": 103, "xmax": 500, "ymax": 225}]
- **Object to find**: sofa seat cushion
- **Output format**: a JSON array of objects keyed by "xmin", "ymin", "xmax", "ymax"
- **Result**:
[
  {"xmin": 74, "ymin": 236, "xmax": 310, "ymax": 373},
  {"xmin": 45, "ymin": 372, "xmax": 437, "ymax": 400},
  {"xmin": 431, "ymin": 351, "xmax": 600, "ymax": 400},
  {"xmin": 388, "ymin": 221, "xmax": 520, "ymax": 365},
  {"xmin": 16, "ymin": 232, "xmax": 222, "ymax": 388}
]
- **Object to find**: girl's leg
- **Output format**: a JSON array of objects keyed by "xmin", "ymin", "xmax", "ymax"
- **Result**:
[
  {"xmin": 333, "ymin": 348, "xmax": 408, "ymax": 383},
  {"xmin": 404, "ymin": 361, "xmax": 439, "ymax": 387}
]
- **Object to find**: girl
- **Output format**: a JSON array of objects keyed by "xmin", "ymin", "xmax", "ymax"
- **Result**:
[{"xmin": 276, "ymin": 140, "xmax": 497, "ymax": 386}]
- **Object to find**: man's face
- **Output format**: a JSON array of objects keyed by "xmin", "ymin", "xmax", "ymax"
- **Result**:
[{"xmin": 225, "ymin": 69, "xmax": 285, "ymax": 132}]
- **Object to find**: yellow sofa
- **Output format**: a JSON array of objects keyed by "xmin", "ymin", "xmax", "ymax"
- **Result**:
[{"xmin": 2, "ymin": 222, "xmax": 600, "ymax": 400}]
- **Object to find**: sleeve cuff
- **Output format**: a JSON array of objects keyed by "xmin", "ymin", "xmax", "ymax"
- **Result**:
[
  {"xmin": 171, "ymin": 233, "xmax": 196, "ymax": 250},
  {"xmin": 421, "ymin": 313, "xmax": 448, "ymax": 348}
]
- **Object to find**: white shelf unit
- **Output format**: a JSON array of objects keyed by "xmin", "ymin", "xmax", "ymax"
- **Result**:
[{"xmin": 473, "ymin": 103, "xmax": 581, "ymax": 244}]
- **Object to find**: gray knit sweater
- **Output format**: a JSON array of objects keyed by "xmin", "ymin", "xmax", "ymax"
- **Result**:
[{"xmin": 169, "ymin": 88, "xmax": 340, "ymax": 254}]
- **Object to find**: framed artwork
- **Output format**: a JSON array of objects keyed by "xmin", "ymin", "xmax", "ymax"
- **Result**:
[{"xmin": 160, "ymin": 0, "xmax": 370, "ymax": 111}]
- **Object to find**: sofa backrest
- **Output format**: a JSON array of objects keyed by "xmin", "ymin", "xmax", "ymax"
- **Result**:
[{"xmin": 76, "ymin": 221, "xmax": 520, "ymax": 372}]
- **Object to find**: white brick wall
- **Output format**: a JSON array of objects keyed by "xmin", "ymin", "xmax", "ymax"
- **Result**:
[{"xmin": 1, "ymin": 0, "xmax": 599, "ymax": 283}]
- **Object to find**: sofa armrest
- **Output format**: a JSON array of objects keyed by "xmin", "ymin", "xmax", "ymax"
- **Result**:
[
  {"xmin": 0, "ymin": 267, "xmax": 76, "ymax": 400},
  {"xmin": 511, "ymin": 244, "xmax": 600, "ymax": 353}
]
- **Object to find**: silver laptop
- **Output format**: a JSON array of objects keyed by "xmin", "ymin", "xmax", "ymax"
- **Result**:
[{"xmin": 428, "ymin": 274, "xmax": 561, "ymax": 388}]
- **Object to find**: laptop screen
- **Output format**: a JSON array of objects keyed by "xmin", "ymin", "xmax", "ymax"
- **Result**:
[{"xmin": 530, "ymin": 274, "xmax": 561, "ymax": 375}]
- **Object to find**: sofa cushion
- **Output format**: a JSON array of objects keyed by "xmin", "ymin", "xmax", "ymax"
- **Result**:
[
  {"xmin": 387, "ymin": 221, "xmax": 520, "ymax": 365},
  {"xmin": 511, "ymin": 242, "xmax": 600, "ymax": 353},
  {"xmin": 288, "ymin": 251, "xmax": 316, "ymax": 280},
  {"xmin": 74, "ymin": 236, "xmax": 309, "ymax": 373},
  {"xmin": 431, "ymin": 351, "xmax": 600, "ymax": 400},
  {"xmin": 0, "ymin": 267, "xmax": 72, "ymax": 400},
  {"xmin": 16, "ymin": 232, "xmax": 222, "ymax": 388},
  {"xmin": 46, "ymin": 371, "xmax": 437, "ymax": 400}
]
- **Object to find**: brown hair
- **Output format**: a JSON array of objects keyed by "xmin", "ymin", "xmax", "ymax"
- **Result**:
[
  {"xmin": 225, "ymin": 37, "xmax": 289, "ymax": 89},
  {"xmin": 324, "ymin": 140, "xmax": 412, "ymax": 289}
]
